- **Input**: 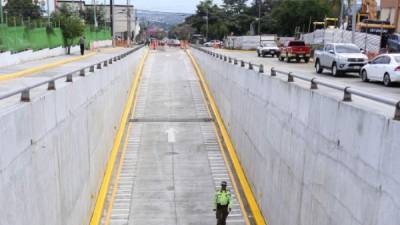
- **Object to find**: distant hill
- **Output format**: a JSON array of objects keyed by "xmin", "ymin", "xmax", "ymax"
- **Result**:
[{"xmin": 136, "ymin": 9, "xmax": 192, "ymax": 30}]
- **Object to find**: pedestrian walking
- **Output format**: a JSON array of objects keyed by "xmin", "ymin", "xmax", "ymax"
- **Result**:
[
  {"xmin": 213, "ymin": 181, "xmax": 233, "ymax": 225},
  {"xmin": 79, "ymin": 36, "xmax": 85, "ymax": 55}
]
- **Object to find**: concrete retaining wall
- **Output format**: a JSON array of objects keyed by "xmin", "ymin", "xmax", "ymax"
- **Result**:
[
  {"xmin": 90, "ymin": 40, "xmax": 113, "ymax": 50},
  {"xmin": 0, "ymin": 45, "xmax": 80, "ymax": 68},
  {"xmin": 192, "ymin": 48, "xmax": 400, "ymax": 225},
  {"xmin": 0, "ymin": 47, "xmax": 144, "ymax": 225}
]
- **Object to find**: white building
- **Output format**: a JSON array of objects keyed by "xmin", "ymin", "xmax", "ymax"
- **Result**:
[{"xmin": 56, "ymin": 0, "xmax": 138, "ymax": 39}]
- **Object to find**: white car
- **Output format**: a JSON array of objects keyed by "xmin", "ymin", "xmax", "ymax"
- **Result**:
[
  {"xmin": 256, "ymin": 41, "xmax": 280, "ymax": 57},
  {"xmin": 203, "ymin": 42, "xmax": 213, "ymax": 47},
  {"xmin": 360, "ymin": 54, "xmax": 400, "ymax": 86}
]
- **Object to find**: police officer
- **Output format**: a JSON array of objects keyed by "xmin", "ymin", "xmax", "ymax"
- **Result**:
[{"xmin": 213, "ymin": 181, "xmax": 233, "ymax": 225}]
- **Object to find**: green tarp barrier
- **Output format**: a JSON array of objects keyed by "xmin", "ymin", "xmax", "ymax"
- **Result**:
[{"xmin": 0, "ymin": 25, "xmax": 111, "ymax": 52}]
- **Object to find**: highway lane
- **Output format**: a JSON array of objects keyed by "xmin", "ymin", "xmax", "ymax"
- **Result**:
[{"xmin": 209, "ymin": 48, "xmax": 400, "ymax": 100}]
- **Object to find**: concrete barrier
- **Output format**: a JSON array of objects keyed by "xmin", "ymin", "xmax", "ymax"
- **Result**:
[
  {"xmin": 0, "ymin": 45, "xmax": 81, "ymax": 68},
  {"xmin": 192, "ymin": 48, "xmax": 400, "ymax": 225},
  {"xmin": 0, "ymin": 47, "xmax": 144, "ymax": 225},
  {"xmin": 90, "ymin": 40, "xmax": 112, "ymax": 50}
]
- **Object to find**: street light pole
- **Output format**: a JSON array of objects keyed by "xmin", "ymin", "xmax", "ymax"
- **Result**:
[
  {"xmin": 47, "ymin": 0, "xmax": 50, "ymax": 26},
  {"xmin": 339, "ymin": 0, "xmax": 344, "ymax": 29},
  {"xmin": 206, "ymin": 8, "xmax": 209, "ymax": 41},
  {"xmin": 258, "ymin": 0, "xmax": 261, "ymax": 33},
  {"xmin": 258, "ymin": 0, "xmax": 262, "ymax": 44},
  {"xmin": 0, "ymin": 0, "xmax": 3, "ymax": 24},
  {"xmin": 351, "ymin": 0, "xmax": 356, "ymax": 43},
  {"xmin": 93, "ymin": 0, "xmax": 97, "ymax": 28},
  {"xmin": 127, "ymin": 0, "xmax": 131, "ymax": 45}
]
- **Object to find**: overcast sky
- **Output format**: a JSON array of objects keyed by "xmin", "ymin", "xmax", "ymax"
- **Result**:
[
  {"xmin": 125, "ymin": 0, "xmax": 223, "ymax": 13},
  {"xmin": 112, "ymin": 0, "xmax": 380, "ymax": 14}
]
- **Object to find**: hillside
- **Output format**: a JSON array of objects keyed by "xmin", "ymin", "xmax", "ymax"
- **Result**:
[{"xmin": 136, "ymin": 9, "xmax": 191, "ymax": 30}]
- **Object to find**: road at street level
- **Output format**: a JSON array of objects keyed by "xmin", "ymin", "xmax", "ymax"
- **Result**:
[
  {"xmin": 0, "ymin": 47, "xmax": 133, "ymax": 109},
  {"xmin": 209, "ymin": 48, "xmax": 400, "ymax": 100},
  {"xmin": 0, "ymin": 47, "xmax": 123, "ymax": 81}
]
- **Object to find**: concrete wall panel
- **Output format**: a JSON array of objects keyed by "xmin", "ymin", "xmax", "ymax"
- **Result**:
[
  {"xmin": 0, "ymin": 47, "xmax": 144, "ymax": 225},
  {"xmin": 192, "ymin": 48, "xmax": 400, "ymax": 225},
  {"xmin": 0, "ymin": 44, "xmax": 86, "ymax": 68}
]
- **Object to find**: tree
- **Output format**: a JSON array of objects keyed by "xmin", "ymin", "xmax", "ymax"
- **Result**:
[
  {"xmin": 270, "ymin": 0, "xmax": 330, "ymax": 36},
  {"xmin": 53, "ymin": 4, "xmax": 85, "ymax": 54},
  {"xmin": 223, "ymin": 0, "xmax": 248, "ymax": 16},
  {"xmin": 183, "ymin": 0, "xmax": 230, "ymax": 40},
  {"xmin": 80, "ymin": 6, "xmax": 106, "ymax": 28},
  {"xmin": 5, "ymin": 0, "xmax": 42, "ymax": 19},
  {"xmin": 169, "ymin": 24, "xmax": 195, "ymax": 40}
]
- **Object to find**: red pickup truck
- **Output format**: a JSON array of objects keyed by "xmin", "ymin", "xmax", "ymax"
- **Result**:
[{"xmin": 279, "ymin": 40, "xmax": 311, "ymax": 63}]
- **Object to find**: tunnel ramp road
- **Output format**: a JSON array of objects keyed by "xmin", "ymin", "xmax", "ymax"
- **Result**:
[{"xmin": 91, "ymin": 48, "xmax": 266, "ymax": 225}]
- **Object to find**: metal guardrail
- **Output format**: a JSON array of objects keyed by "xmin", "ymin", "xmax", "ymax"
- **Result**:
[
  {"xmin": 192, "ymin": 45, "xmax": 400, "ymax": 120},
  {"xmin": 0, "ymin": 45, "xmax": 144, "ymax": 103}
]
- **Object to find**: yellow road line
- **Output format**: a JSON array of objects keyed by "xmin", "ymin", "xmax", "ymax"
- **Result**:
[
  {"xmin": 103, "ymin": 48, "xmax": 146, "ymax": 225},
  {"xmin": 186, "ymin": 49, "xmax": 268, "ymax": 225},
  {"xmin": 212, "ymin": 123, "xmax": 252, "ymax": 225},
  {"xmin": 0, "ymin": 52, "xmax": 96, "ymax": 82},
  {"xmin": 89, "ymin": 48, "xmax": 149, "ymax": 225},
  {"xmin": 104, "ymin": 122, "xmax": 132, "ymax": 225},
  {"xmin": 192, "ymin": 53, "xmax": 251, "ymax": 225}
]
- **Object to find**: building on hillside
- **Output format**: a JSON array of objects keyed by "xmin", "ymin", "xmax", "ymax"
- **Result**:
[
  {"xmin": 380, "ymin": 0, "xmax": 400, "ymax": 32},
  {"xmin": 56, "ymin": 0, "xmax": 138, "ymax": 40}
]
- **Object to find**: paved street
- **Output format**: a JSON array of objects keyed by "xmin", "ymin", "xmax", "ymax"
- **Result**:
[
  {"xmin": 209, "ymin": 48, "xmax": 400, "ymax": 100},
  {"xmin": 102, "ymin": 48, "xmax": 248, "ymax": 225}
]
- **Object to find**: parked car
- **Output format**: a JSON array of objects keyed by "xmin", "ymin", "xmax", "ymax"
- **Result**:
[
  {"xmin": 279, "ymin": 40, "xmax": 311, "ymax": 63},
  {"xmin": 203, "ymin": 42, "xmax": 213, "ymax": 47},
  {"xmin": 314, "ymin": 43, "xmax": 368, "ymax": 76},
  {"xmin": 256, "ymin": 41, "xmax": 280, "ymax": 57},
  {"xmin": 203, "ymin": 40, "xmax": 221, "ymax": 48},
  {"xmin": 167, "ymin": 39, "xmax": 181, "ymax": 47},
  {"xmin": 360, "ymin": 54, "xmax": 400, "ymax": 86},
  {"xmin": 387, "ymin": 33, "xmax": 400, "ymax": 53}
]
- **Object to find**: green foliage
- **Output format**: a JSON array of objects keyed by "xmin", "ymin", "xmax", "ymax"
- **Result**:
[
  {"xmin": 4, "ymin": 0, "xmax": 42, "ymax": 19},
  {"xmin": 183, "ymin": 0, "xmax": 231, "ymax": 40},
  {"xmin": 270, "ymin": 0, "xmax": 330, "ymax": 35},
  {"xmin": 53, "ymin": 4, "xmax": 85, "ymax": 54},
  {"xmin": 79, "ymin": 6, "xmax": 106, "ymax": 27},
  {"xmin": 178, "ymin": 0, "xmax": 340, "ymax": 39},
  {"xmin": 169, "ymin": 24, "xmax": 195, "ymax": 40}
]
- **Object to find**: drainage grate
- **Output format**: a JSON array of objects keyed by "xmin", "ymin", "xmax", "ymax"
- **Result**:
[{"xmin": 130, "ymin": 117, "xmax": 213, "ymax": 123}]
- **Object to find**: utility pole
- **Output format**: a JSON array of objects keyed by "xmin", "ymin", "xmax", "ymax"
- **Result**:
[
  {"xmin": 127, "ymin": 0, "xmax": 131, "ymax": 45},
  {"xmin": 206, "ymin": 8, "xmax": 209, "ymax": 41},
  {"xmin": 0, "ymin": 0, "xmax": 3, "ymax": 24},
  {"xmin": 258, "ymin": 0, "xmax": 262, "ymax": 44},
  {"xmin": 339, "ymin": 0, "xmax": 344, "ymax": 29},
  {"xmin": 351, "ymin": 0, "xmax": 357, "ymax": 43},
  {"xmin": 47, "ymin": 0, "xmax": 50, "ymax": 26},
  {"xmin": 110, "ymin": 0, "xmax": 113, "ymax": 37},
  {"xmin": 93, "ymin": 0, "xmax": 97, "ymax": 28}
]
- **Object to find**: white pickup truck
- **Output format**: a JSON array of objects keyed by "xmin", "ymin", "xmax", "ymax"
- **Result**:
[
  {"xmin": 256, "ymin": 41, "xmax": 280, "ymax": 57},
  {"xmin": 314, "ymin": 43, "xmax": 368, "ymax": 76}
]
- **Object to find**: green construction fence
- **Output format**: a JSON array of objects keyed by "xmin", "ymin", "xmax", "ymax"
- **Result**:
[{"xmin": 0, "ymin": 25, "xmax": 111, "ymax": 52}]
